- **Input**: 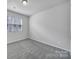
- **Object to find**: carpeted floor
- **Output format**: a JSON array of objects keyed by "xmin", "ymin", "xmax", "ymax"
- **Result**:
[{"xmin": 7, "ymin": 38, "xmax": 70, "ymax": 59}]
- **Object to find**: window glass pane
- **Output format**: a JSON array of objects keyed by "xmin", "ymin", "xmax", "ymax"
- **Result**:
[{"xmin": 7, "ymin": 16, "xmax": 22, "ymax": 32}]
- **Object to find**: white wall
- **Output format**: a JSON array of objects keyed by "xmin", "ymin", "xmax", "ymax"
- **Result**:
[
  {"xmin": 30, "ymin": 1, "xmax": 70, "ymax": 51},
  {"xmin": 7, "ymin": 11, "xmax": 29, "ymax": 43}
]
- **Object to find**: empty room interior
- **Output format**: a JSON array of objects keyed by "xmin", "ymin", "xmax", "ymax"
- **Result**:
[{"xmin": 7, "ymin": 0, "xmax": 71, "ymax": 59}]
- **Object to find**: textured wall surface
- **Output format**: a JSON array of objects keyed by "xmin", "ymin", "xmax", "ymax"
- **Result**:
[{"xmin": 7, "ymin": 39, "xmax": 70, "ymax": 59}]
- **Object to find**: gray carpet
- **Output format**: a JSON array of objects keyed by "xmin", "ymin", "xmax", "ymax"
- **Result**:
[{"xmin": 7, "ymin": 38, "xmax": 70, "ymax": 59}]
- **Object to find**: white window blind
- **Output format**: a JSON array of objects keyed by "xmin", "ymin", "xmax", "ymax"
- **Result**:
[{"xmin": 7, "ymin": 16, "xmax": 22, "ymax": 32}]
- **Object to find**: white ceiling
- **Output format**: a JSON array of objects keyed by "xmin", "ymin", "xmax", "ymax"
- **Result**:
[{"xmin": 7, "ymin": 0, "xmax": 69, "ymax": 16}]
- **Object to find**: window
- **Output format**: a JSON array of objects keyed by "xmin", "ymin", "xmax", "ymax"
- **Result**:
[{"xmin": 7, "ymin": 16, "xmax": 22, "ymax": 32}]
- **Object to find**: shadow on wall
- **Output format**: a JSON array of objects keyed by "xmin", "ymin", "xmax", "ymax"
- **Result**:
[{"xmin": 30, "ymin": 1, "xmax": 71, "ymax": 51}]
